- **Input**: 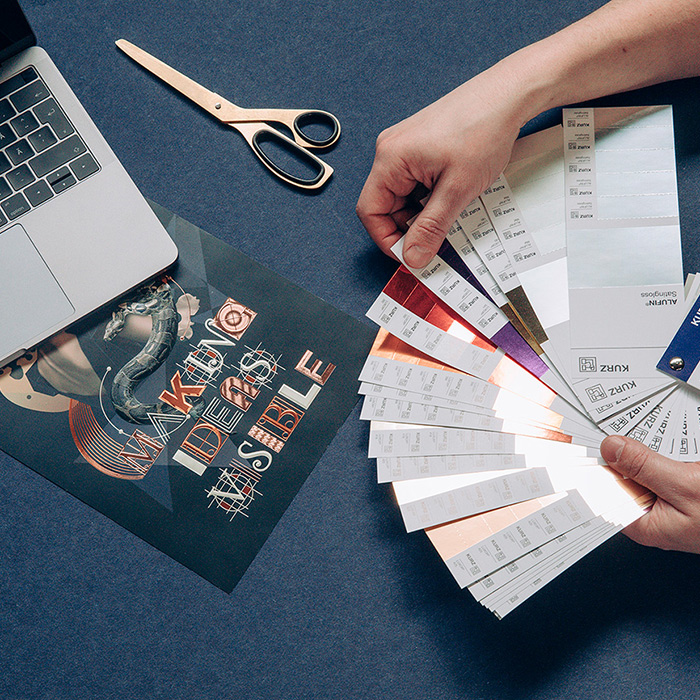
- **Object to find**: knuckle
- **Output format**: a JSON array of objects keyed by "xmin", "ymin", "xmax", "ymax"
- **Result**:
[
  {"xmin": 374, "ymin": 126, "xmax": 410, "ymax": 163},
  {"xmin": 411, "ymin": 214, "xmax": 447, "ymax": 246},
  {"xmin": 374, "ymin": 128, "xmax": 394, "ymax": 154},
  {"xmin": 443, "ymin": 179, "xmax": 472, "ymax": 212},
  {"xmin": 439, "ymin": 176, "xmax": 465, "ymax": 199}
]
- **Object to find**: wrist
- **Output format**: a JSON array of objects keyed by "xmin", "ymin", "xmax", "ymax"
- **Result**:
[
  {"xmin": 488, "ymin": 43, "xmax": 571, "ymax": 127},
  {"xmin": 453, "ymin": 43, "xmax": 568, "ymax": 139}
]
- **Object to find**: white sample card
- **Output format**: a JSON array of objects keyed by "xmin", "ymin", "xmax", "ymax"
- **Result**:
[
  {"xmin": 456, "ymin": 198, "xmax": 548, "ymax": 348},
  {"xmin": 445, "ymin": 220, "xmax": 511, "ymax": 312},
  {"xmin": 368, "ymin": 421, "xmax": 601, "ymax": 459},
  {"xmin": 358, "ymin": 381, "xmax": 605, "ymax": 442},
  {"xmin": 393, "ymin": 467, "xmax": 553, "ymax": 532},
  {"xmin": 376, "ymin": 453, "xmax": 527, "ymax": 482},
  {"xmin": 360, "ymin": 394, "xmax": 601, "ymax": 447},
  {"xmin": 359, "ymin": 350, "xmax": 589, "ymax": 426},
  {"xmin": 390, "ymin": 237, "xmax": 511, "ymax": 342},
  {"xmin": 564, "ymin": 106, "xmax": 683, "ymax": 390},
  {"xmin": 483, "ymin": 495, "xmax": 650, "ymax": 619},
  {"xmin": 365, "ymin": 293, "xmax": 503, "ymax": 380},
  {"xmin": 484, "ymin": 130, "xmax": 570, "ymax": 362},
  {"xmin": 441, "ymin": 469, "xmax": 648, "ymax": 589},
  {"xmin": 376, "ymin": 449, "xmax": 602, "ymax": 483}
]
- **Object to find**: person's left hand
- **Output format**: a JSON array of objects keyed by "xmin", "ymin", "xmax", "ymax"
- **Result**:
[{"xmin": 601, "ymin": 435, "xmax": 700, "ymax": 553}]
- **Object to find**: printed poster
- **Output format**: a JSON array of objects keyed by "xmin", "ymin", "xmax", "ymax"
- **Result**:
[{"xmin": 0, "ymin": 202, "xmax": 374, "ymax": 591}]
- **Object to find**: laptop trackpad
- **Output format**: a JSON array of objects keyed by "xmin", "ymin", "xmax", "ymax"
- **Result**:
[{"xmin": 0, "ymin": 224, "xmax": 74, "ymax": 360}]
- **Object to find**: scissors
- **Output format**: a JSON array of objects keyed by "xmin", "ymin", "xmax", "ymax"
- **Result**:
[{"xmin": 115, "ymin": 39, "xmax": 340, "ymax": 190}]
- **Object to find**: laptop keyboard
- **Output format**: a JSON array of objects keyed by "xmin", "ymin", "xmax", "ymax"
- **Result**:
[{"xmin": 0, "ymin": 66, "xmax": 100, "ymax": 228}]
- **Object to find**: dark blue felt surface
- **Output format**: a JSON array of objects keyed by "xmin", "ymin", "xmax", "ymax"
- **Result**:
[{"xmin": 4, "ymin": 1, "xmax": 700, "ymax": 698}]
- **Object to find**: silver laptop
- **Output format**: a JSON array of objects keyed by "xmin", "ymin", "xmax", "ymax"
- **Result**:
[{"xmin": 0, "ymin": 0, "xmax": 178, "ymax": 367}]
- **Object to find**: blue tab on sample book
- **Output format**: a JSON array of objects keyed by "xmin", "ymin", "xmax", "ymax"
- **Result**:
[{"xmin": 657, "ymin": 297, "xmax": 700, "ymax": 386}]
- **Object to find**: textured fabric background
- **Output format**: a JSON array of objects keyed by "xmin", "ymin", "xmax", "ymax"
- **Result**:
[{"xmin": 3, "ymin": 1, "xmax": 700, "ymax": 698}]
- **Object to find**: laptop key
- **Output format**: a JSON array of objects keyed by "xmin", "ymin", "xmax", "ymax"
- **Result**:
[
  {"xmin": 0, "ymin": 123, "xmax": 17, "ymax": 148},
  {"xmin": 7, "ymin": 165, "xmax": 35, "ymax": 191},
  {"xmin": 6, "ymin": 139, "xmax": 34, "ymax": 165},
  {"xmin": 10, "ymin": 111, "xmax": 40, "ymax": 137},
  {"xmin": 27, "ymin": 125, "xmax": 57, "ymax": 153},
  {"xmin": 24, "ymin": 180, "xmax": 53, "ymax": 207},
  {"xmin": 29, "ymin": 135, "xmax": 86, "ymax": 178},
  {"xmin": 9, "ymin": 80, "xmax": 51, "ymax": 113},
  {"xmin": 1, "ymin": 192, "xmax": 31, "ymax": 220},
  {"xmin": 0, "ymin": 177, "xmax": 11, "ymax": 200},
  {"xmin": 47, "ymin": 166, "xmax": 76, "ymax": 193},
  {"xmin": 70, "ymin": 153, "xmax": 99, "ymax": 180},
  {"xmin": 0, "ymin": 99, "xmax": 15, "ymax": 123},
  {"xmin": 0, "ymin": 210, "xmax": 6, "ymax": 228},
  {"xmin": 0, "ymin": 153, "xmax": 10, "ymax": 176},
  {"xmin": 33, "ymin": 99, "xmax": 74, "ymax": 139}
]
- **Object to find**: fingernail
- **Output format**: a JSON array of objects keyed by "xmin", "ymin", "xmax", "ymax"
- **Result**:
[
  {"xmin": 404, "ymin": 245, "xmax": 432, "ymax": 269},
  {"xmin": 601, "ymin": 435, "xmax": 625, "ymax": 464}
]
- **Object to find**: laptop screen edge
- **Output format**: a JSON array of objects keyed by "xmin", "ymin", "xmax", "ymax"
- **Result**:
[{"xmin": 0, "ymin": 0, "xmax": 37, "ymax": 66}]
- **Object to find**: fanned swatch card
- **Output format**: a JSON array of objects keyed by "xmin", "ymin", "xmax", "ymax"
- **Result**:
[
  {"xmin": 564, "ymin": 107, "xmax": 682, "ymax": 404},
  {"xmin": 361, "ymin": 105, "xmax": 695, "ymax": 619}
]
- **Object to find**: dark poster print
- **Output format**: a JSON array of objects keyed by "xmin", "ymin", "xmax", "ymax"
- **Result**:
[{"xmin": 0, "ymin": 202, "xmax": 374, "ymax": 591}]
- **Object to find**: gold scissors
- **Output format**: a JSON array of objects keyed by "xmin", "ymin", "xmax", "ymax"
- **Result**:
[{"xmin": 115, "ymin": 39, "xmax": 340, "ymax": 190}]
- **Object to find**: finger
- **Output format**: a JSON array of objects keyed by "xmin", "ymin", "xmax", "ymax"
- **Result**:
[
  {"xmin": 356, "ymin": 161, "xmax": 417, "ymax": 257},
  {"xmin": 356, "ymin": 190, "xmax": 402, "ymax": 257},
  {"xmin": 393, "ymin": 203, "xmax": 422, "ymax": 232},
  {"xmin": 600, "ymin": 435, "xmax": 700, "ymax": 508},
  {"xmin": 402, "ymin": 175, "xmax": 471, "ymax": 269},
  {"xmin": 358, "ymin": 200, "xmax": 418, "ymax": 261}
]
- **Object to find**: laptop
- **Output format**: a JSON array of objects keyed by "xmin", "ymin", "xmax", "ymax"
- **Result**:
[{"xmin": 0, "ymin": 0, "xmax": 178, "ymax": 367}]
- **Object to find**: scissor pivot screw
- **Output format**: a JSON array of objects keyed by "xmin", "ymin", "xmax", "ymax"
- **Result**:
[
  {"xmin": 215, "ymin": 103, "xmax": 222, "ymax": 109},
  {"xmin": 669, "ymin": 357, "xmax": 685, "ymax": 371}
]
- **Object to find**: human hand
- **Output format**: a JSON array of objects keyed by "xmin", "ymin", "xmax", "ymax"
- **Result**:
[
  {"xmin": 601, "ymin": 434, "xmax": 700, "ymax": 554},
  {"xmin": 356, "ymin": 68, "xmax": 527, "ymax": 269}
]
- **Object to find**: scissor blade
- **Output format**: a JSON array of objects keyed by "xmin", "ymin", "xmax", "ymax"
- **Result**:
[{"xmin": 115, "ymin": 39, "xmax": 236, "ymax": 121}]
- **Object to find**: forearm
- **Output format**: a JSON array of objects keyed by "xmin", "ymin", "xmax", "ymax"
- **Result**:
[
  {"xmin": 357, "ymin": 0, "xmax": 700, "ymax": 269},
  {"xmin": 469, "ymin": 0, "xmax": 700, "ymax": 130}
]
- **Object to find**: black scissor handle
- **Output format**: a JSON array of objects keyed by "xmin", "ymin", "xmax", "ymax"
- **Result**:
[
  {"xmin": 246, "ymin": 125, "xmax": 333, "ymax": 190},
  {"xmin": 292, "ymin": 110, "xmax": 341, "ymax": 149}
]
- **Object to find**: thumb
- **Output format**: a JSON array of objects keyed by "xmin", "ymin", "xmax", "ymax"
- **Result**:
[
  {"xmin": 601, "ymin": 435, "xmax": 696, "ymax": 506},
  {"xmin": 403, "ymin": 177, "xmax": 471, "ymax": 269}
]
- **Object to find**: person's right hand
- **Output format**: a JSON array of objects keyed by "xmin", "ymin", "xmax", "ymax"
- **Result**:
[{"xmin": 356, "ymin": 68, "xmax": 529, "ymax": 269}]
